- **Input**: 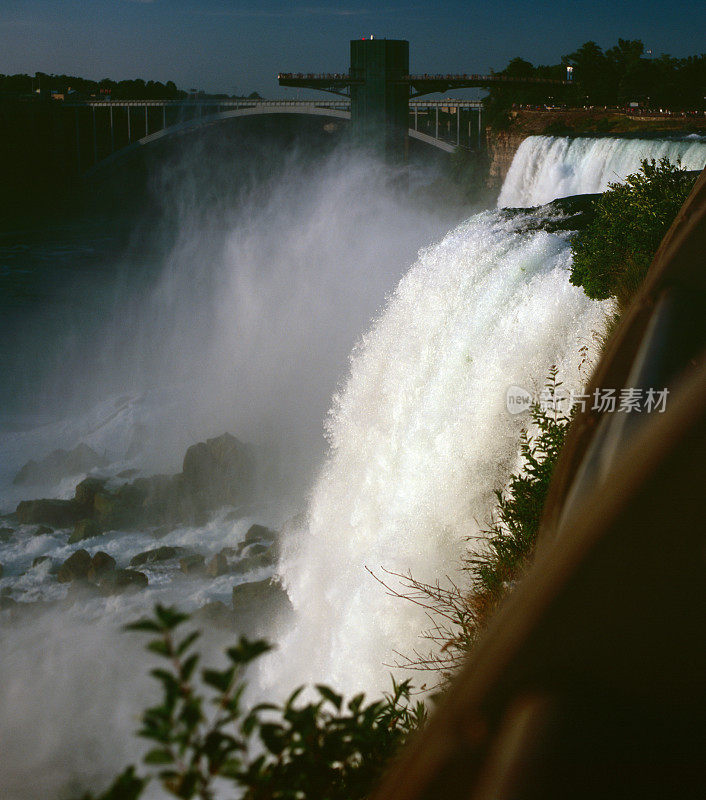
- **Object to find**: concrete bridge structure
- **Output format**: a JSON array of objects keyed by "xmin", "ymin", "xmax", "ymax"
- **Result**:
[
  {"xmin": 65, "ymin": 38, "xmax": 565, "ymax": 172},
  {"xmin": 66, "ymin": 96, "xmax": 484, "ymax": 174}
]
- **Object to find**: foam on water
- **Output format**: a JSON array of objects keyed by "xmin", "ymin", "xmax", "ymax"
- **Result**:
[
  {"xmin": 264, "ymin": 208, "xmax": 608, "ymax": 695},
  {"xmin": 499, "ymin": 134, "xmax": 706, "ymax": 207}
]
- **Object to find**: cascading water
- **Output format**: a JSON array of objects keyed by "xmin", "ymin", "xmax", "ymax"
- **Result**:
[
  {"xmin": 9, "ymin": 130, "xmax": 698, "ymax": 795},
  {"xmin": 265, "ymin": 208, "xmax": 608, "ymax": 695},
  {"xmin": 499, "ymin": 134, "xmax": 706, "ymax": 207}
]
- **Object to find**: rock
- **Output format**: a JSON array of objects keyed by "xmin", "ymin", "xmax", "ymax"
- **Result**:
[
  {"xmin": 32, "ymin": 525, "xmax": 53, "ymax": 537},
  {"xmin": 232, "ymin": 579, "xmax": 291, "ymax": 634},
  {"xmin": 0, "ymin": 527, "xmax": 15, "ymax": 543},
  {"xmin": 231, "ymin": 551, "xmax": 274, "ymax": 575},
  {"xmin": 244, "ymin": 524, "xmax": 276, "ymax": 545},
  {"xmin": 182, "ymin": 433, "xmax": 255, "ymax": 512},
  {"xmin": 117, "ymin": 468, "xmax": 139, "ymax": 479},
  {"xmin": 130, "ymin": 546, "xmax": 189, "ymax": 567},
  {"xmin": 192, "ymin": 601, "xmax": 235, "ymax": 629},
  {"xmin": 74, "ymin": 476, "xmax": 107, "ymax": 511},
  {"xmin": 57, "ymin": 549, "xmax": 92, "ymax": 583},
  {"xmin": 0, "ymin": 595, "xmax": 17, "ymax": 611},
  {"xmin": 179, "ymin": 554, "xmax": 206, "ymax": 575},
  {"xmin": 87, "ymin": 551, "xmax": 116, "ymax": 581},
  {"xmin": 243, "ymin": 542, "xmax": 269, "ymax": 557},
  {"xmin": 0, "ymin": 562, "xmax": 3, "ymax": 579},
  {"xmin": 69, "ymin": 518, "xmax": 102, "ymax": 544},
  {"xmin": 13, "ymin": 443, "xmax": 107, "ymax": 486},
  {"xmin": 16, "ymin": 498, "xmax": 82, "ymax": 528},
  {"xmin": 205, "ymin": 547, "xmax": 241, "ymax": 577},
  {"xmin": 32, "ymin": 555, "xmax": 53, "ymax": 569},
  {"xmin": 98, "ymin": 568, "xmax": 148, "ymax": 594}
]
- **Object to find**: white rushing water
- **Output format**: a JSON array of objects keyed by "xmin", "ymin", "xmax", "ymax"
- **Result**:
[
  {"xmin": 267, "ymin": 208, "xmax": 607, "ymax": 695},
  {"xmin": 13, "ymin": 131, "xmax": 691, "ymax": 795},
  {"xmin": 499, "ymin": 134, "xmax": 706, "ymax": 207}
]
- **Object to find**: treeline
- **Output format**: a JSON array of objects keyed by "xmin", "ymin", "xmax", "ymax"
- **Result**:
[
  {"xmin": 486, "ymin": 39, "xmax": 706, "ymax": 116},
  {"xmin": 0, "ymin": 72, "xmax": 262, "ymax": 101}
]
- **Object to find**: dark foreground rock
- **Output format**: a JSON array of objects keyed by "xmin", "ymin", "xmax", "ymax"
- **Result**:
[
  {"xmin": 57, "ymin": 550, "xmax": 92, "ymax": 583},
  {"xmin": 15, "ymin": 432, "xmax": 257, "ymax": 537},
  {"xmin": 180, "ymin": 554, "xmax": 206, "ymax": 575},
  {"xmin": 182, "ymin": 433, "xmax": 255, "ymax": 513},
  {"xmin": 0, "ymin": 527, "xmax": 15, "ymax": 542},
  {"xmin": 13, "ymin": 443, "xmax": 107, "ymax": 486},
  {"xmin": 130, "ymin": 545, "xmax": 189, "ymax": 567},
  {"xmin": 231, "ymin": 578, "xmax": 292, "ymax": 636},
  {"xmin": 97, "ymin": 568, "xmax": 148, "ymax": 594},
  {"xmin": 16, "ymin": 498, "xmax": 83, "ymax": 528},
  {"xmin": 69, "ymin": 518, "xmax": 102, "ymax": 544}
]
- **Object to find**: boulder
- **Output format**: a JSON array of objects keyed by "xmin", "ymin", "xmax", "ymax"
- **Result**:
[
  {"xmin": 0, "ymin": 527, "xmax": 14, "ymax": 543},
  {"xmin": 182, "ymin": 433, "xmax": 255, "ymax": 512},
  {"xmin": 244, "ymin": 523, "xmax": 276, "ymax": 545},
  {"xmin": 192, "ymin": 601, "xmax": 236, "ymax": 629},
  {"xmin": 16, "ymin": 498, "xmax": 82, "ymax": 528},
  {"xmin": 130, "ymin": 545, "xmax": 189, "ymax": 567},
  {"xmin": 32, "ymin": 525, "xmax": 53, "ymax": 537},
  {"xmin": 87, "ymin": 551, "xmax": 116, "ymax": 581},
  {"xmin": 232, "ymin": 579, "xmax": 291, "ymax": 634},
  {"xmin": 231, "ymin": 551, "xmax": 274, "ymax": 575},
  {"xmin": 205, "ymin": 547, "xmax": 241, "ymax": 577},
  {"xmin": 32, "ymin": 555, "xmax": 55, "ymax": 570},
  {"xmin": 13, "ymin": 443, "xmax": 107, "ymax": 486},
  {"xmin": 98, "ymin": 568, "xmax": 148, "ymax": 594},
  {"xmin": 74, "ymin": 476, "xmax": 108, "ymax": 511},
  {"xmin": 179, "ymin": 554, "xmax": 206, "ymax": 575},
  {"xmin": 57, "ymin": 549, "xmax": 92, "ymax": 583},
  {"xmin": 69, "ymin": 518, "xmax": 102, "ymax": 544}
]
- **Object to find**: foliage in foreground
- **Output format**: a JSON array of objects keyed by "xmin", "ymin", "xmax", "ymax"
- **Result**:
[
  {"xmin": 569, "ymin": 158, "xmax": 696, "ymax": 309},
  {"xmin": 380, "ymin": 368, "xmax": 572, "ymax": 684},
  {"xmin": 83, "ymin": 606, "xmax": 425, "ymax": 800}
]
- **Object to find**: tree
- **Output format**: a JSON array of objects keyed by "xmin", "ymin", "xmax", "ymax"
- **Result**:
[{"xmin": 569, "ymin": 159, "xmax": 696, "ymax": 308}]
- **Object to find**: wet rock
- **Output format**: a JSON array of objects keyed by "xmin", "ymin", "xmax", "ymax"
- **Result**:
[
  {"xmin": 32, "ymin": 555, "xmax": 51, "ymax": 569},
  {"xmin": 182, "ymin": 433, "xmax": 255, "ymax": 512},
  {"xmin": 74, "ymin": 476, "xmax": 108, "ymax": 511},
  {"xmin": 0, "ymin": 527, "xmax": 15, "ymax": 543},
  {"xmin": 231, "ymin": 551, "xmax": 274, "ymax": 575},
  {"xmin": 16, "ymin": 498, "xmax": 82, "ymax": 528},
  {"xmin": 130, "ymin": 545, "xmax": 189, "ymax": 567},
  {"xmin": 232, "ymin": 578, "xmax": 291, "ymax": 634},
  {"xmin": 68, "ymin": 518, "xmax": 102, "ymax": 544},
  {"xmin": 32, "ymin": 525, "xmax": 53, "ymax": 537},
  {"xmin": 180, "ymin": 554, "xmax": 206, "ymax": 575},
  {"xmin": 192, "ymin": 600, "xmax": 236, "ymax": 629},
  {"xmin": 57, "ymin": 549, "xmax": 92, "ymax": 583},
  {"xmin": 205, "ymin": 547, "xmax": 242, "ymax": 577},
  {"xmin": 0, "ymin": 595, "xmax": 17, "ymax": 611},
  {"xmin": 243, "ymin": 542, "xmax": 269, "ymax": 557},
  {"xmin": 244, "ymin": 523, "xmax": 276, "ymax": 545},
  {"xmin": 98, "ymin": 568, "xmax": 148, "ymax": 594},
  {"xmin": 0, "ymin": 562, "xmax": 3, "ymax": 579},
  {"xmin": 87, "ymin": 551, "xmax": 116, "ymax": 581},
  {"xmin": 13, "ymin": 443, "xmax": 107, "ymax": 486}
]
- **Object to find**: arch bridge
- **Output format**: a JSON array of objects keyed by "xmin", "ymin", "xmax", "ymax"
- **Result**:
[{"xmin": 66, "ymin": 96, "xmax": 484, "ymax": 175}]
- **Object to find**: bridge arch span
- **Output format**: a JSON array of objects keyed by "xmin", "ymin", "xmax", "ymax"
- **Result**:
[{"xmin": 88, "ymin": 103, "xmax": 455, "ymax": 175}]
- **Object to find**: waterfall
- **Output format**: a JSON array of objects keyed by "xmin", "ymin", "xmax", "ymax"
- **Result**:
[
  {"xmin": 269, "ymin": 207, "xmax": 608, "ymax": 695},
  {"xmin": 499, "ymin": 134, "xmax": 706, "ymax": 208}
]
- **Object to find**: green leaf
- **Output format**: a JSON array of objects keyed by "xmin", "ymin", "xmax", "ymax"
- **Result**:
[
  {"xmin": 316, "ymin": 684, "xmax": 343, "ymax": 710},
  {"xmin": 202, "ymin": 667, "xmax": 235, "ymax": 693},
  {"xmin": 144, "ymin": 748, "xmax": 174, "ymax": 765}
]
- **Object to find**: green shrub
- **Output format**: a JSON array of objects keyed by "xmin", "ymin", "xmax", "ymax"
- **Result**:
[
  {"xmin": 82, "ymin": 605, "xmax": 425, "ymax": 800},
  {"xmin": 569, "ymin": 157, "xmax": 696, "ymax": 308}
]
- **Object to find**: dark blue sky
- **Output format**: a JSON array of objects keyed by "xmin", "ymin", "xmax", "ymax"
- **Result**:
[{"xmin": 2, "ymin": 0, "xmax": 705, "ymax": 95}]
